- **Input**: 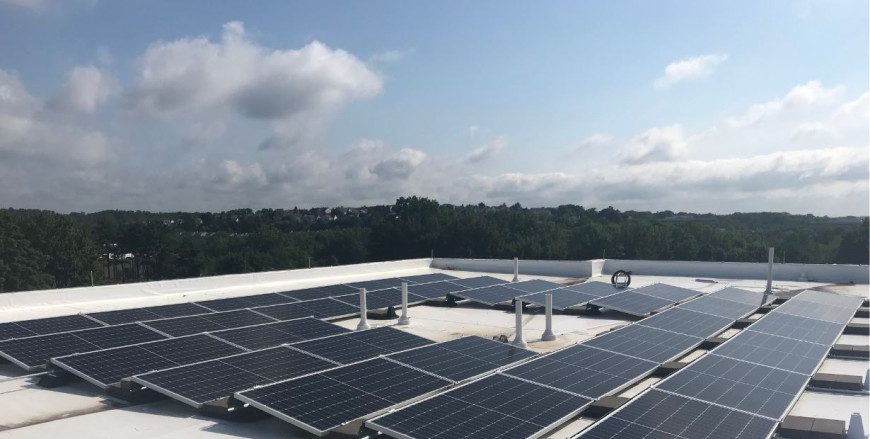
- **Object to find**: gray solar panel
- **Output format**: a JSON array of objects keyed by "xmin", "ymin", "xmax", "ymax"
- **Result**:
[
  {"xmin": 584, "ymin": 325, "xmax": 703, "ymax": 363},
  {"xmin": 387, "ymin": 336, "xmax": 536, "ymax": 382},
  {"xmin": 449, "ymin": 276, "xmax": 507, "ymax": 289},
  {"xmin": 746, "ymin": 312, "xmax": 845, "ymax": 345},
  {"xmin": 711, "ymin": 330, "xmax": 830, "ymax": 376},
  {"xmin": 774, "ymin": 299, "xmax": 857, "ymax": 324},
  {"xmin": 13, "ymin": 315, "xmax": 105, "ymax": 336},
  {"xmin": 505, "ymin": 279, "xmax": 564, "ymax": 293},
  {"xmin": 678, "ymin": 296, "xmax": 760, "ymax": 320},
  {"xmin": 632, "ymin": 283, "xmax": 701, "ymax": 303},
  {"xmin": 790, "ymin": 290, "xmax": 864, "ymax": 309},
  {"xmin": 561, "ymin": 281, "xmax": 623, "ymax": 297},
  {"xmin": 278, "ymin": 284, "xmax": 358, "ymax": 301},
  {"xmin": 638, "ymin": 307, "xmax": 733, "ymax": 338},
  {"xmin": 290, "ymin": 326, "xmax": 434, "ymax": 365},
  {"xmin": 589, "ymin": 290, "xmax": 674, "ymax": 316},
  {"xmin": 333, "ymin": 288, "xmax": 427, "ymax": 310},
  {"xmin": 346, "ymin": 278, "xmax": 409, "ymax": 291},
  {"xmin": 711, "ymin": 287, "xmax": 776, "ymax": 307},
  {"xmin": 141, "ymin": 309, "xmax": 276, "ymax": 337},
  {"xmin": 451, "ymin": 284, "xmax": 524, "ymax": 306},
  {"xmin": 87, "ymin": 303, "xmax": 212, "ymax": 325},
  {"xmin": 405, "ymin": 280, "xmax": 469, "ymax": 299},
  {"xmin": 398, "ymin": 273, "xmax": 458, "ymax": 284},
  {"xmin": 208, "ymin": 317, "xmax": 351, "ymax": 350},
  {"xmin": 520, "ymin": 287, "xmax": 600, "ymax": 310}
]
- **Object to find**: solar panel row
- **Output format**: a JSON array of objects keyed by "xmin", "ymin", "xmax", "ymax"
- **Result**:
[
  {"xmin": 520, "ymin": 281, "xmax": 620, "ymax": 310},
  {"xmin": 387, "ymin": 336, "xmax": 537, "ymax": 382}
]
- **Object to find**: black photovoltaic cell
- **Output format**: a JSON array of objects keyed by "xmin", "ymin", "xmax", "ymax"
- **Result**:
[
  {"xmin": 746, "ymin": 312, "xmax": 844, "ymax": 345},
  {"xmin": 388, "ymin": 336, "xmax": 536, "ymax": 382},
  {"xmin": 398, "ymin": 273, "xmax": 458, "ymax": 284},
  {"xmin": 791, "ymin": 290, "xmax": 864, "ymax": 309},
  {"xmin": 52, "ymin": 334, "xmax": 245, "ymax": 387},
  {"xmin": 562, "ymin": 281, "xmax": 622, "ymax": 297},
  {"xmin": 291, "ymin": 327, "xmax": 433, "ymax": 365},
  {"xmin": 449, "ymin": 276, "xmax": 507, "ymax": 289},
  {"xmin": 452, "ymin": 284, "xmax": 524, "ymax": 306},
  {"xmin": 0, "ymin": 323, "xmax": 168, "ymax": 370},
  {"xmin": 346, "ymin": 278, "xmax": 409, "ymax": 291},
  {"xmin": 520, "ymin": 288, "xmax": 600, "ymax": 310},
  {"xmin": 249, "ymin": 302, "xmax": 316, "ymax": 321},
  {"xmin": 503, "ymin": 344, "xmax": 657, "ymax": 398},
  {"xmin": 657, "ymin": 354, "xmax": 807, "ymax": 420},
  {"xmin": 236, "ymin": 358, "xmax": 451, "ymax": 435},
  {"xmin": 88, "ymin": 303, "xmax": 211, "ymax": 325},
  {"xmin": 406, "ymin": 281, "xmax": 469, "ymax": 299},
  {"xmin": 678, "ymin": 296, "xmax": 759, "ymax": 320},
  {"xmin": 577, "ymin": 389, "xmax": 777, "ymax": 439},
  {"xmin": 712, "ymin": 330, "xmax": 829, "ymax": 375},
  {"xmin": 584, "ymin": 325, "xmax": 702, "ymax": 363},
  {"xmin": 589, "ymin": 290, "xmax": 674, "ymax": 316},
  {"xmin": 638, "ymin": 307, "xmax": 733, "ymax": 338},
  {"xmin": 134, "ymin": 346, "xmax": 337, "ymax": 406},
  {"xmin": 141, "ymin": 309, "xmax": 275, "ymax": 336},
  {"xmin": 711, "ymin": 287, "xmax": 776, "ymax": 307},
  {"xmin": 0, "ymin": 322, "xmax": 37, "ymax": 341},
  {"xmin": 774, "ymin": 299, "xmax": 856, "ymax": 324},
  {"xmin": 279, "ymin": 284, "xmax": 358, "ymax": 301},
  {"xmin": 632, "ymin": 284, "xmax": 701, "ymax": 303},
  {"xmin": 504, "ymin": 279, "xmax": 563, "ymax": 293},
  {"xmin": 209, "ymin": 317, "xmax": 349, "ymax": 350},
  {"xmin": 369, "ymin": 373, "xmax": 593, "ymax": 439},
  {"xmin": 14, "ymin": 314, "xmax": 104, "ymax": 335},
  {"xmin": 333, "ymin": 288, "xmax": 427, "ymax": 310}
]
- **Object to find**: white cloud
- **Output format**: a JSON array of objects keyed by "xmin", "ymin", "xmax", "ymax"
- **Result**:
[
  {"xmin": 185, "ymin": 120, "xmax": 226, "ymax": 145},
  {"xmin": 468, "ymin": 125, "xmax": 479, "ymax": 137},
  {"xmin": 126, "ymin": 21, "xmax": 382, "ymax": 149},
  {"xmin": 215, "ymin": 160, "xmax": 266, "ymax": 188},
  {"xmin": 372, "ymin": 148, "xmax": 427, "ymax": 180},
  {"xmin": 832, "ymin": 91, "xmax": 869, "ymax": 124},
  {"xmin": 576, "ymin": 133, "xmax": 614, "ymax": 151},
  {"xmin": 620, "ymin": 124, "xmax": 688, "ymax": 164},
  {"xmin": 464, "ymin": 136, "xmax": 508, "ymax": 164},
  {"xmin": 47, "ymin": 65, "xmax": 117, "ymax": 114},
  {"xmin": 727, "ymin": 81, "xmax": 845, "ymax": 127},
  {"xmin": 654, "ymin": 54, "xmax": 727, "ymax": 89}
]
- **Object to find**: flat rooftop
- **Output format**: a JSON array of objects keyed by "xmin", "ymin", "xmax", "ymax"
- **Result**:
[{"xmin": 0, "ymin": 258, "xmax": 866, "ymax": 438}]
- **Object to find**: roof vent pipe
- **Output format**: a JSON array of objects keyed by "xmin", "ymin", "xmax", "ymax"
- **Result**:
[
  {"xmin": 512, "ymin": 257, "xmax": 519, "ymax": 282},
  {"xmin": 397, "ymin": 282, "xmax": 411, "ymax": 326},
  {"xmin": 512, "ymin": 300, "xmax": 527, "ymax": 348},
  {"xmin": 765, "ymin": 247, "xmax": 774, "ymax": 294},
  {"xmin": 356, "ymin": 288, "xmax": 370, "ymax": 330},
  {"xmin": 847, "ymin": 412, "xmax": 865, "ymax": 439},
  {"xmin": 541, "ymin": 293, "xmax": 556, "ymax": 341}
]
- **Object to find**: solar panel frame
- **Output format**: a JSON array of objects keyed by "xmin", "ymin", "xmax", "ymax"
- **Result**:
[
  {"xmin": 235, "ymin": 357, "xmax": 452, "ymax": 436},
  {"xmin": 451, "ymin": 284, "xmax": 525, "ymax": 306},
  {"xmin": 637, "ymin": 307, "xmax": 734, "ymax": 338},
  {"xmin": 367, "ymin": 373, "xmax": 594, "ymax": 439},
  {"xmin": 583, "ymin": 324, "xmax": 703, "ymax": 363},
  {"xmin": 589, "ymin": 290, "xmax": 674, "ymax": 317},
  {"xmin": 631, "ymin": 283, "xmax": 702, "ymax": 303},
  {"xmin": 449, "ymin": 276, "xmax": 508, "ymax": 289},
  {"xmin": 504, "ymin": 279, "xmax": 564, "ymax": 293}
]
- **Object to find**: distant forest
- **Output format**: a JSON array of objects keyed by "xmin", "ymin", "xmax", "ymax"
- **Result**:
[{"xmin": 1, "ymin": 197, "xmax": 867, "ymax": 293}]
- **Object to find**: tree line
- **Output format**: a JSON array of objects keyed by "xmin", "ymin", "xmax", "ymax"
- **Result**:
[{"xmin": 1, "ymin": 197, "xmax": 867, "ymax": 292}]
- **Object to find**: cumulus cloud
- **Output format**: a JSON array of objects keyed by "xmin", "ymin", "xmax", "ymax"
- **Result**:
[
  {"xmin": 126, "ymin": 21, "xmax": 381, "ymax": 149},
  {"xmin": 372, "ymin": 148, "xmax": 427, "ymax": 180},
  {"xmin": 47, "ymin": 65, "xmax": 117, "ymax": 114},
  {"xmin": 464, "ymin": 136, "xmax": 508, "ymax": 164},
  {"xmin": 620, "ymin": 124, "xmax": 688, "ymax": 164},
  {"xmin": 576, "ymin": 133, "xmax": 614, "ymax": 151},
  {"xmin": 654, "ymin": 54, "xmax": 727, "ymax": 89},
  {"xmin": 727, "ymin": 81, "xmax": 845, "ymax": 127}
]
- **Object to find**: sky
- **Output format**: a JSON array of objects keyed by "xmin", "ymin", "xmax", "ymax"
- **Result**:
[{"xmin": 0, "ymin": 0, "xmax": 867, "ymax": 215}]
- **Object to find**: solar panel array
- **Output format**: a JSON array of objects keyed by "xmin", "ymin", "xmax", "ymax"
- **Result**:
[
  {"xmin": 578, "ymin": 289, "xmax": 862, "ymax": 439},
  {"xmin": 207, "ymin": 317, "xmax": 350, "ymax": 350},
  {"xmin": 140, "ymin": 309, "xmax": 277, "ymax": 337},
  {"xmin": 519, "ymin": 281, "xmax": 620, "ymax": 310},
  {"xmin": 333, "ymin": 287, "xmax": 428, "ymax": 310},
  {"xmin": 288, "ymin": 326, "xmax": 433, "ymax": 365},
  {"xmin": 386, "ymin": 336, "xmax": 537, "ymax": 382},
  {"xmin": 588, "ymin": 283, "xmax": 702, "ymax": 317}
]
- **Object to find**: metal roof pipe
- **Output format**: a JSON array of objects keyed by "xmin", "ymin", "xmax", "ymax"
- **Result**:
[
  {"xmin": 512, "ymin": 300, "xmax": 527, "ymax": 348},
  {"xmin": 765, "ymin": 247, "xmax": 774, "ymax": 293},
  {"xmin": 356, "ymin": 288, "xmax": 370, "ymax": 330},
  {"xmin": 397, "ymin": 282, "xmax": 411, "ymax": 326},
  {"xmin": 512, "ymin": 257, "xmax": 519, "ymax": 282},
  {"xmin": 541, "ymin": 293, "xmax": 556, "ymax": 341}
]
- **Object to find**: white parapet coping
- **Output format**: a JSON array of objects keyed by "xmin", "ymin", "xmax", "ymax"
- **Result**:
[{"xmin": 431, "ymin": 258, "xmax": 605, "ymax": 279}]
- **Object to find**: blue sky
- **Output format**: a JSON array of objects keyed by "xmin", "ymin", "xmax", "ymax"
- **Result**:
[{"xmin": 0, "ymin": 0, "xmax": 867, "ymax": 214}]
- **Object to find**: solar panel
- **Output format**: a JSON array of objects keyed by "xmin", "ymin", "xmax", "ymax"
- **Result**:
[
  {"xmin": 278, "ymin": 284, "xmax": 358, "ymax": 301},
  {"xmin": 576, "ymin": 389, "xmax": 777, "ymax": 439},
  {"xmin": 0, "ymin": 323, "xmax": 168, "ymax": 370},
  {"xmin": 503, "ymin": 344, "xmax": 657, "ymax": 398},
  {"xmin": 290, "ymin": 327, "xmax": 433, "ymax": 365},
  {"xmin": 141, "ymin": 309, "xmax": 276, "ymax": 337},
  {"xmin": 746, "ymin": 312, "xmax": 845, "ymax": 345},
  {"xmin": 774, "ymin": 299, "xmax": 856, "ymax": 324},
  {"xmin": 368, "ymin": 373, "xmax": 593, "ymax": 439},
  {"xmin": 195, "ymin": 293, "xmax": 298, "ymax": 312},
  {"xmin": 520, "ymin": 288, "xmax": 599, "ymax": 310},
  {"xmin": 711, "ymin": 287, "xmax": 776, "ymax": 307},
  {"xmin": 52, "ymin": 334, "xmax": 245, "ymax": 388},
  {"xmin": 451, "ymin": 284, "xmax": 524, "ymax": 306},
  {"xmin": 562, "ymin": 281, "xmax": 623, "ymax": 297},
  {"xmin": 235, "ymin": 358, "xmax": 451, "ymax": 436},
  {"xmin": 133, "ymin": 346, "xmax": 337, "ymax": 407},
  {"xmin": 405, "ymin": 281, "xmax": 469, "ymax": 299},
  {"xmin": 638, "ymin": 307, "xmax": 734, "ymax": 338},
  {"xmin": 584, "ymin": 325, "xmax": 703, "ymax": 363},
  {"xmin": 387, "ymin": 336, "xmax": 536, "ymax": 382},
  {"xmin": 632, "ymin": 283, "xmax": 701, "ymax": 303},
  {"xmin": 678, "ymin": 296, "xmax": 760, "ymax": 320},
  {"xmin": 87, "ymin": 303, "xmax": 211, "ymax": 325},
  {"xmin": 449, "ymin": 276, "xmax": 507, "ymax": 289},
  {"xmin": 790, "ymin": 290, "xmax": 864, "ymax": 309},
  {"xmin": 0, "ymin": 322, "xmax": 37, "ymax": 341},
  {"xmin": 589, "ymin": 290, "xmax": 674, "ymax": 316},
  {"xmin": 711, "ymin": 330, "xmax": 829, "ymax": 375},
  {"xmin": 333, "ymin": 288, "xmax": 427, "ymax": 310},
  {"xmin": 504, "ymin": 279, "xmax": 564, "ymax": 293},
  {"xmin": 208, "ymin": 317, "xmax": 350, "ymax": 350},
  {"xmin": 398, "ymin": 273, "xmax": 458, "ymax": 284},
  {"xmin": 346, "ymin": 278, "xmax": 409, "ymax": 291},
  {"xmin": 14, "ymin": 314, "xmax": 104, "ymax": 335},
  {"xmin": 656, "ymin": 354, "xmax": 808, "ymax": 420}
]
